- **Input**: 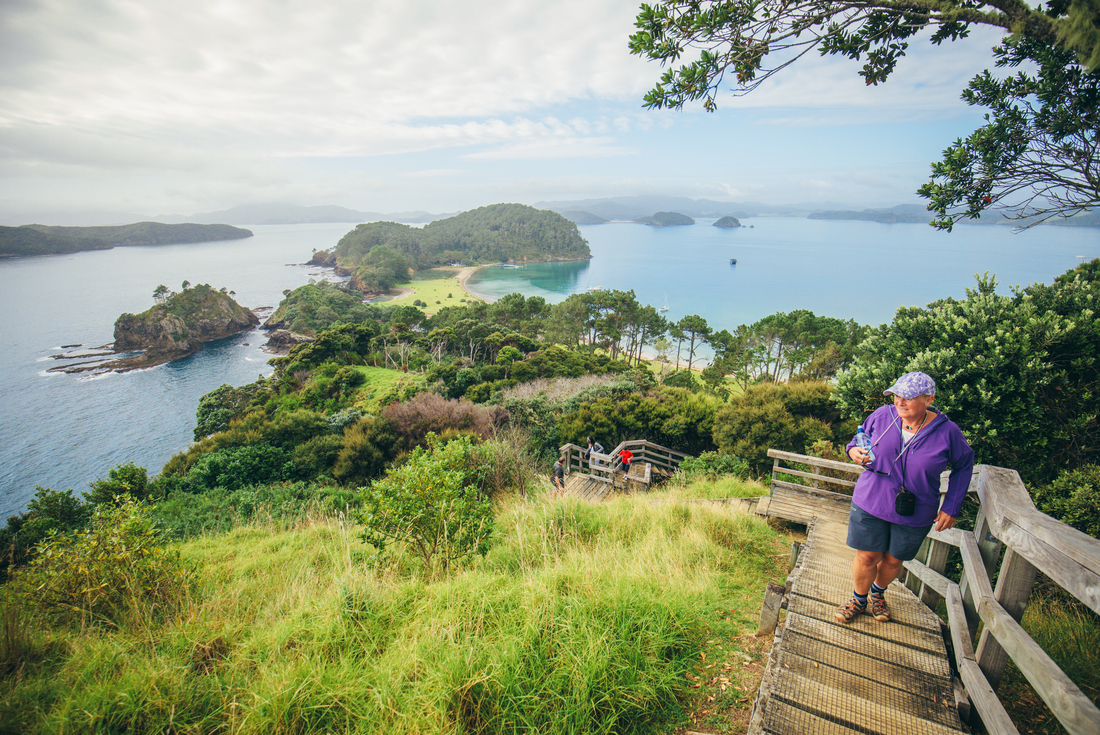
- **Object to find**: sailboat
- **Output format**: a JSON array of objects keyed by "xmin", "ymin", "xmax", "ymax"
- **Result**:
[{"xmin": 658, "ymin": 294, "xmax": 669, "ymax": 312}]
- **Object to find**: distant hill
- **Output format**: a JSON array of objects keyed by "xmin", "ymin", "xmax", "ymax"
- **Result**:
[
  {"xmin": 1, "ymin": 222, "xmax": 251, "ymax": 258},
  {"xmin": 714, "ymin": 216, "xmax": 741, "ymax": 228},
  {"xmin": 26, "ymin": 222, "xmax": 252, "ymax": 246},
  {"xmin": 807, "ymin": 204, "xmax": 931, "ymax": 224},
  {"xmin": 536, "ymin": 195, "xmax": 784, "ymax": 220},
  {"xmin": 157, "ymin": 203, "xmax": 450, "ymax": 226},
  {"xmin": 636, "ymin": 211, "xmax": 695, "ymax": 226},
  {"xmin": 558, "ymin": 210, "xmax": 609, "ymax": 225},
  {"xmin": 0, "ymin": 226, "xmax": 111, "ymax": 257}
]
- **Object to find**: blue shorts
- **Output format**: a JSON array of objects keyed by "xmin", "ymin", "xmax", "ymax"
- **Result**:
[{"xmin": 846, "ymin": 504, "xmax": 932, "ymax": 561}]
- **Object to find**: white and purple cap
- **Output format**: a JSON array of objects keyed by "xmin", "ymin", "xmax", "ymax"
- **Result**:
[{"xmin": 883, "ymin": 371, "xmax": 936, "ymax": 399}]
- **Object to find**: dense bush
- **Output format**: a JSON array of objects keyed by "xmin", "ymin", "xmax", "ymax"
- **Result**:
[
  {"xmin": 84, "ymin": 461, "xmax": 152, "ymax": 505},
  {"xmin": 332, "ymin": 416, "xmax": 403, "ymax": 488},
  {"xmin": 11, "ymin": 498, "xmax": 192, "ymax": 628},
  {"xmin": 356, "ymin": 435, "xmax": 494, "ymax": 572},
  {"xmin": 712, "ymin": 381, "xmax": 852, "ymax": 477},
  {"xmin": 0, "ymin": 487, "xmax": 93, "ymax": 579},
  {"xmin": 186, "ymin": 443, "xmax": 297, "ymax": 493},
  {"xmin": 678, "ymin": 451, "xmax": 750, "ymax": 480},
  {"xmin": 1034, "ymin": 465, "xmax": 1100, "ymax": 539}
]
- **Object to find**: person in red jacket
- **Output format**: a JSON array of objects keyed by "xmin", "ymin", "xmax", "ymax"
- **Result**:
[{"xmin": 618, "ymin": 447, "xmax": 633, "ymax": 480}]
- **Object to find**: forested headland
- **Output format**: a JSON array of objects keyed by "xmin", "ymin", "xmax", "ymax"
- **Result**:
[
  {"xmin": 0, "ymin": 222, "xmax": 252, "ymax": 257},
  {"xmin": 311, "ymin": 203, "xmax": 590, "ymax": 295},
  {"xmin": 1, "ymin": 257, "xmax": 1097, "ymax": 734}
]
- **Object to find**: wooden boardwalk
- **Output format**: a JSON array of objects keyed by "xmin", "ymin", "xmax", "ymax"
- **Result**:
[{"xmin": 749, "ymin": 496, "xmax": 966, "ymax": 735}]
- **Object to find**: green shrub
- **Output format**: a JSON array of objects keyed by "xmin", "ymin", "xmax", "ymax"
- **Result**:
[
  {"xmin": 188, "ymin": 443, "xmax": 296, "ymax": 492},
  {"xmin": 678, "ymin": 451, "xmax": 750, "ymax": 480},
  {"xmin": 84, "ymin": 461, "xmax": 152, "ymax": 505},
  {"xmin": 712, "ymin": 381, "xmax": 845, "ymax": 477},
  {"xmin": 333, "ymin": 417, "xmax": 402, "ymax": 487},
  {"xmin": 833, "ymin": 270, "xmax": 1099, "ymax": 486},
  {"xmin": 12, "ymin": 498, "xmax": 192, "ymax": 628},
  {"xmin": 1034, "ymin": 465, "xmax": 1100, "ymax": 538},
  {"xmin": 356, "ymin": 434, "xmax": 493, "ymax": 573}
]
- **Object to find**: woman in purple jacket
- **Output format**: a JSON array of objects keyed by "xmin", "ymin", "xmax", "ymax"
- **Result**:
[{"xmin": 835, "ymin": 371, "xmax": 974, "ymax": 625}]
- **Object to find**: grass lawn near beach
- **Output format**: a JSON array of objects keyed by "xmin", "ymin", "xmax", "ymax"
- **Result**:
[{"xmin": 384, "ymin": 267, "xmax": 485, "ymax": 315}]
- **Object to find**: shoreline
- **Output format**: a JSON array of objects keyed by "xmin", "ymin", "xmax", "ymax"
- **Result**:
[
  {"xmin": 456, "ymin": 256, "xmax": 592, "ymax": 305},
  {"xmin": 456, "ymin": 263, "xmax": 493, "ymax": 303}
]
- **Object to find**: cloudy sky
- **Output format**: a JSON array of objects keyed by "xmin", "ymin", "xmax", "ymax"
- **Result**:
[{"xmin": 1, "ymin": 0, "xmax": 1013, "ymax": 223}]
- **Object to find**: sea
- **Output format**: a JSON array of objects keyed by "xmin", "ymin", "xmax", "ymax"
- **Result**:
[{"xmin": 1, "ymin": 217, "xmax": 1095, "ymax": 519}]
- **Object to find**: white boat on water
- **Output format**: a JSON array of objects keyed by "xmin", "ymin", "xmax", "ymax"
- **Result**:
[{"xmin": 658, "ymin": 294, "xmax": 669, "ymax": 312}]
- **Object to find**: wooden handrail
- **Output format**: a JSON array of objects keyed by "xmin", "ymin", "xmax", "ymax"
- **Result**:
[{"xmin": 558, "ymin": 439, "xmax": 691, "ymax": 484}]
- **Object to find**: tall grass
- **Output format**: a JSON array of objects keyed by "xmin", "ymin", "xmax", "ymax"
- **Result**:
[
  {"xmin": 1000, "ymin": 595, "xmax": 1100, "ymax": 734},
  {"xmin": 0, "ymin": 491, "xmax": 787, "ymax": 734}
]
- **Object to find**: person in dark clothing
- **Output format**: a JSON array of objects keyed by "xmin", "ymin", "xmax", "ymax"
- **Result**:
[{"xmin": 552, "ymin": 456, "xmax": 566, "ymax": 495}]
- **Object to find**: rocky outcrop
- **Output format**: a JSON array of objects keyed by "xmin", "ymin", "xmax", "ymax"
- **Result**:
[
  {"xmin": 714, "ymin": 216, "xmax": 742, "ymax": 228},
  {"xmin": 308, "ymin": 249, "xmax": 338, "ymax": 267},
  {"xmin": 263, "ymin": 329, "xmax": 314, "ymax": 353},
  {"xmin": 105, "ymin": 285, "xmax": 258, "ymax": 371}
]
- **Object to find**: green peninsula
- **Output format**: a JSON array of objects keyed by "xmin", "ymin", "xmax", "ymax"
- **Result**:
[
  {"xmin": 311, "ymin": 203, "xmax": 590, "ymax": 295},
  {"xmin": 1, "ymin": 222, "xmax": 252, "ymax": 258}
]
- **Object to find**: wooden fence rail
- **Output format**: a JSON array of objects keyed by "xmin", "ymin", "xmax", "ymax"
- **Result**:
[
  {"xmin": 765, "ymin": 448, "xmax": 1100, "ymax": 735},
  {"xmin": 559, "ymin": 439, "xmax": 691, "ymax": 486}
]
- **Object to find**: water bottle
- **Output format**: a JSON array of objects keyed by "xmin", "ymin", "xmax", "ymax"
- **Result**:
[{"xmin": 855, "ymin": 427, "xmax": 876, "ymax": 463}]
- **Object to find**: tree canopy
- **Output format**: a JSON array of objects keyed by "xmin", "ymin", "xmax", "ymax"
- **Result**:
[
  {"xmin": 629, "ymin": 0, "xmax": 1100, "ymax": 226},
  {"xmin": 920, "ymin": 35, "xmax": 1100, "ymax": 229}
]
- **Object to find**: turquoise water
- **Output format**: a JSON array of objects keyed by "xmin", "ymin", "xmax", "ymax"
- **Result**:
[{"xmin": 466, "ymin": 218, "xmax": 1098, "ymax": 328}]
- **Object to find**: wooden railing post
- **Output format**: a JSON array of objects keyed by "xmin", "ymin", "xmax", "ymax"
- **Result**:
[
  {"xmin": 920, "ymin": 538, "xmax": 951, "ymax": 608},
  {"xmin": 959, "ymin": 506, "xmax": 1004, "ymax": 639},
  {"xmin": 976, "ymin": 547, "xmax": 1038, "ymax": 691}
]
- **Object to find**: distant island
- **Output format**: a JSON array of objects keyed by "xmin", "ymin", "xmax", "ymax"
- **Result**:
[
  {"xmin": 0, "ymin": 222, "xmax": 252, "ymax": 258},
  {"xmin": 636, "ymin": 211, "xmax": 695, "ymax": 226},
  {"xmin": 311, "ymin": 203, "xmax": 591, "ymax": 296},
  {"xmin": 713, "ymin": 216, "xmax": 741, "ymax": 228},
  {"xmin": 49, "ymin": 284, "xmax": 259, "ymax": 374},
  {"xmin": 558, "ymin": 210, "xmax": 609, "ymax": 225}
]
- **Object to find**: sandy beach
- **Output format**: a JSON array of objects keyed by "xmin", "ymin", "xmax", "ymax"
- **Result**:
[{"xmin": 456, "ymin": 264, "xmax": 491, "ymax": 302}]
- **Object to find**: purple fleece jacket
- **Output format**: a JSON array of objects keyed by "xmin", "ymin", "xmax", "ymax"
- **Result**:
[{"xmin": 846, "ymin": 404, "xmax": 974, "ymax": 527}]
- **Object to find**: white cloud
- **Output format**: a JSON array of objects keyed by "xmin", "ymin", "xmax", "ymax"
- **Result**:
[{"xmin": 0, "ymin": 0, "xmax": 1020, "ymax": 216}]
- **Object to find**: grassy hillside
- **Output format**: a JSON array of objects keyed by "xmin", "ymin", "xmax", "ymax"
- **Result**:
[{"xmin": 0, "ymin": 479, "xmax": 787, "ymax": 734}]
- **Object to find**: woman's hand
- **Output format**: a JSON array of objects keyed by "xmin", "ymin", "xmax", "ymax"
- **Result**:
[
  {"xmin": 848, "ymin": 447, "xmax": 870, "ymax": 466},
  {"xmin": 934, "ymin": 511, "xmax": 957, "ymax": 532}
]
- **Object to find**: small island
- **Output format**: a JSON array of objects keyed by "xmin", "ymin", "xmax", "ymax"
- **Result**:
[
  {"xmin": 1, "ymin": 222, "xmax": 253, "ymax": 258},
  {"xmin": 713, "ymin": 216, "xmax": 742, "ymax": 228},
  {"xmin": 50, "ymin": 283, "xmax": 259, "ymax": 373},
  {"xmin": 635, "ymin": 211, "xmax": 695, "ymax": 226}
]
